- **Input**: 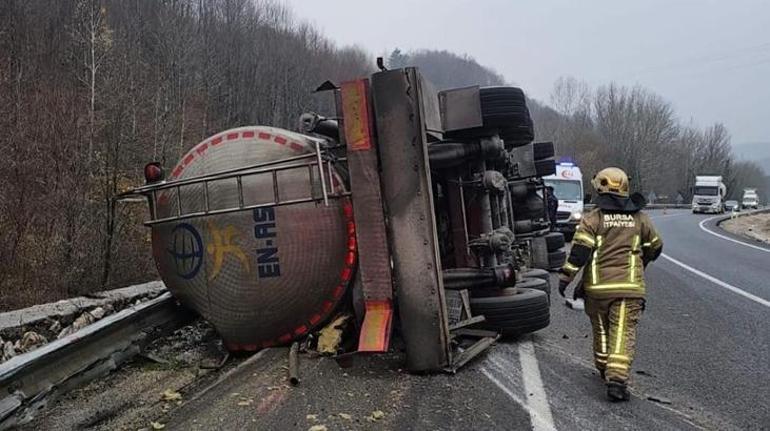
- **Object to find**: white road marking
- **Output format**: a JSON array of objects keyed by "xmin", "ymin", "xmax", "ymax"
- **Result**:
[
  {"xmin": 481, "ymin": 355, "xmax": 556, "ymax": 431},
  {"xmin": 649, "ymin": 211, "xmax": 691, "ymax": 220},
  {"xmin": 519, "ymin": 338, "xmax": 557, "ymax": 431},
  {"xmin": 482, "ymin": 343, "xmax": 557, "ymax": 431},
  {"xmin": 698, "ymin": 215, "xmax": 770, "ymax": 253},
  {"xmin": 661, "ymin": 253, "xmax": 770, "ymax": 308}
]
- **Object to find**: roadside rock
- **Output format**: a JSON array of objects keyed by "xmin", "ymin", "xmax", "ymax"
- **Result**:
[
  {"xmin": 2, "ymin": 341, "xmax": 16, "ymax": 361},
  {"xmin": 19, "ymin": 331, "xmax": 47, "ymax": 352}
]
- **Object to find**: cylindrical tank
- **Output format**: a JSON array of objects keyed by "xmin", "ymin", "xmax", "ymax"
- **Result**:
[{"xmin": 150, "ymin": 126, "xmax": 356, "ymax": 351}]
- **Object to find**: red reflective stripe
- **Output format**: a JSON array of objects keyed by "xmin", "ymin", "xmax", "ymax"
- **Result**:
[
  {"xmin": 321, "ymin": 300, "xmax": 333, "ymax": 313},
  {"xmin": 211, "ymin": 136, "xmax": 223, "ymax": 146},
  {"xmin": 341, "ymin": 267, "xmax": 352, "ymax": 282},
  {"xmin": 242, "ymin": 131, "xmax": 255, "ymax": 138},
  {"xmin": 226, "ymin": 132, "xmax": 239, "ymax": 140},
  {"xmin": 289, "ymin": 142, "xmax": 303, "ymax": 152},
  {"xmin": 258, "ymin": 132, "xmax": 271, "ymax": 140}
]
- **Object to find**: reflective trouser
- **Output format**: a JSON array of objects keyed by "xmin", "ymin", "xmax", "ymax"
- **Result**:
[{"xmin": 585, "ymin": 297, "xmax": 644, "ymax": 383}]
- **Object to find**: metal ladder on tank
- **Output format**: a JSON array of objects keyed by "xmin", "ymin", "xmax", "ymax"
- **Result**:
[{"xmin": 126, "ymin": 143, "xmax": 349, "ymax": 226}]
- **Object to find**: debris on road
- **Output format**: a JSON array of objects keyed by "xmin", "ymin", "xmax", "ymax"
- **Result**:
[
  {"xmin": 288, "ymin": 341, "xmax": 300, "ymax": 386},
  {"xmin": 647, "ymin": 395, "xmax": 673, "ymax": 405},
  {"xmin": 161, "ymin": 389, "xmax": 182, "ymax": 402},
  {"xmin": 317, "ymin": 314, "xmax": 351, "ymax": 355}
]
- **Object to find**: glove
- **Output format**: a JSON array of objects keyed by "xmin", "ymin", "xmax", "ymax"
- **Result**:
[{"xmin": 558, "ymin": 278, "xmax": 570, "ymax": 297}]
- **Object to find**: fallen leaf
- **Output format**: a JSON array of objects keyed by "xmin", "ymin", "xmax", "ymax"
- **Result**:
[
  {"xmin": 161, "ymin": 389, "xmax": 182, "ymax": 402},
  {"xmin": 150, "ymin": 421, "xmax": 165, "ymax": 430},
  {"xmin": 306, "ymin": 414, "xmax": 318, "ymax": 422},
  {"xmin": 370, "ymin": 410, "xmax": 385, "ymax": 420},
  {"xmin": 338, "ymin": 413, "xmax": 352, "ymax": 420},
  {"xmin": 308, "ymin": 425, "xmax": 328, "ymax": 431}
]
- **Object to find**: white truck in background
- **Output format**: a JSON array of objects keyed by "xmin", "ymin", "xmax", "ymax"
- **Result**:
[
  {"xmin": 544, "ymin": 159, "xmax": 583, "ymax": 240},
  {"xmin": 692, "ymin": 175, "xmax": 727, "ymax": 214},
  {"xmin": 742, "ymin": 188, "xmax": 759, "ymax": 209}
]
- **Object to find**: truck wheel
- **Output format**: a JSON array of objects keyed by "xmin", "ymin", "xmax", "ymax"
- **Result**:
[
  {"xmin": 513, "ymin": 195, "xmax": 547, "ymax": 220},
  {"xmin": 544, "ymin": 232, "xmax": 565, "ymax": 251},
  {"xmin": 522, "ymin": 269, "xmax": 550, "ymax": 284},
  {"xmin": 548, "ymin": 249, "xmax": 566, "ymax": 270},
  {"xmin": 533, "ymin": 141, "xmax": 555, "ymax": 161},
  {"xmin": 443, "ymin": 87, "xmax": 533, "ymax": 143},
  {"xmin": 470, "ymin": 288, "xmax": 550, "ymax": 336},
  {"xmin": 518, "ymin": 275, "xmax": 551, "ymax": 303},
  {"xmin": 530, "ymin": 236, "xmax": 550, "ymax": 270},
  {"xmin": 510, "ymin": 181, "xmax": 536, "ymax": 200}
]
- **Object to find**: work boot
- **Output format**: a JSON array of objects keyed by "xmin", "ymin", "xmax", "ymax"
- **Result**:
[
  {"xmin": 598, "ymin": 369, "xmax": 606, "ymax": 381},
  {"xmin": 606, "ymin": 380, "xmax": 630, "ymax": 402}
]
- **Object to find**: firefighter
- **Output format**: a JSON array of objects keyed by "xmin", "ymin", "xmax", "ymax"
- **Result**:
[{"xmin": 558, "ymin": 167, "xmax": 662, "ymax": 402}]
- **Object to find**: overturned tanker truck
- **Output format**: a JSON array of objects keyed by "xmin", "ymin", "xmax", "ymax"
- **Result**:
[{"xmin": 123, "ymin": 66, "xmax": 562, "ymax": 373}]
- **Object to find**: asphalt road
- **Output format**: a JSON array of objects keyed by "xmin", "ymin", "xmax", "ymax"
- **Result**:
[{"xmin": 160, "ymin": 210, "xmax": 769, "ymax": 430}]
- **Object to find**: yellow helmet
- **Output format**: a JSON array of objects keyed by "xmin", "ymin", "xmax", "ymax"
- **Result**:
[{"xmin": 592, "ymin": 167, "xmax": 629, "ymax": 197}]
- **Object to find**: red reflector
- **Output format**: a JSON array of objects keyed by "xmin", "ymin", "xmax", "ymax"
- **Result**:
[{"xmin": 144, "ymin": 163, "xmax": 164, "ymax": 183}]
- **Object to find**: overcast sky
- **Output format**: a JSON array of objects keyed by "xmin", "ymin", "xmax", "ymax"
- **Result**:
[{"xmin": 284, "ymin": 0, "xmax": 770, "ymax": 146}]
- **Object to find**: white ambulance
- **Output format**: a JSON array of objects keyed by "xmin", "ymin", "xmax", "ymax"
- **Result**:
[{"xmin": 544, "ymin": 160, "xmax": 584, "ymax": 241}]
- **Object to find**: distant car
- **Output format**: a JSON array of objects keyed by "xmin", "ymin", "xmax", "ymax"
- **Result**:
[{"xmin": 725, "ymin": 200, "xmax": 740, "ymax": 212}]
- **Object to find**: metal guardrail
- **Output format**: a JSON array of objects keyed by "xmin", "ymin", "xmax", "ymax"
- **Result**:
[
  {"xmin": 0, "ymin": 293, "xmax": 191, "ymax": 429},
  {"xmin": 583, "ymin": 203, "xmax": 691, "ymax": 211}
]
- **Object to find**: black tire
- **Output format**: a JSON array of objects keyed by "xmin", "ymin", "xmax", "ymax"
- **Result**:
[
  {"xmin": 514, "ymin": 219, "xmax": 549, "ymax": 234},
  {"xmin": 509, "ymin": 181, "xmax": 536, "ymax": 201},
  {"xmin": 522, "ymin": 268, "xmax": 550, "ymax": 283},
  {"xmin": 516, "ymin": 268, "xmax": 553, "ymax": 304},
  {"xmin": 544, "ymin": 232, "xmax": 565, "ymax": 252},
  {"xmin": 548, "ymin": 249, "xmax": 566, "ymax": 269},
  {"xmin": 443, "ymin": 86, "xmax": 533, "ymax": 141},
  {"xmin": 513, "ymin": 194, "xmax": 546, "ymax": 220},
  {"xmin": 563, "ymin": 230, "xmax": 575, "ymax": 242},
  {"xmin": 470, "ymin": 288, "xmax": 550, "ymax": 336},
  {"xmin": 533, "ymin": 141, "xmax": 555, "ymax": 161},
  {"xmin": 535, "ymin": 159, "xmax": 556, "ymax": 177},
  {"xmin": 517, "ymin": 276, "xmax": 550, "ymax": 299}
]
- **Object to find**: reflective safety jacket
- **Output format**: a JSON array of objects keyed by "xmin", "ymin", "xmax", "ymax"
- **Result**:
[{"xmin": 561, "ymin": 207, "xmax": 662, "ymax": 299}]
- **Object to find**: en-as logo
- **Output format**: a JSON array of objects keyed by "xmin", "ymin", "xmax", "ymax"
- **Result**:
[
  {"xmin": 253, "ymin": 207, "xmax": 281, "ymax": 278},
  {"xmin": 168, "ymin": 223, "xmax": 204, "ymax": 279},
  {"xmin": 207, "ymin": 221, "xmax": 251, "ymax": 281}
]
